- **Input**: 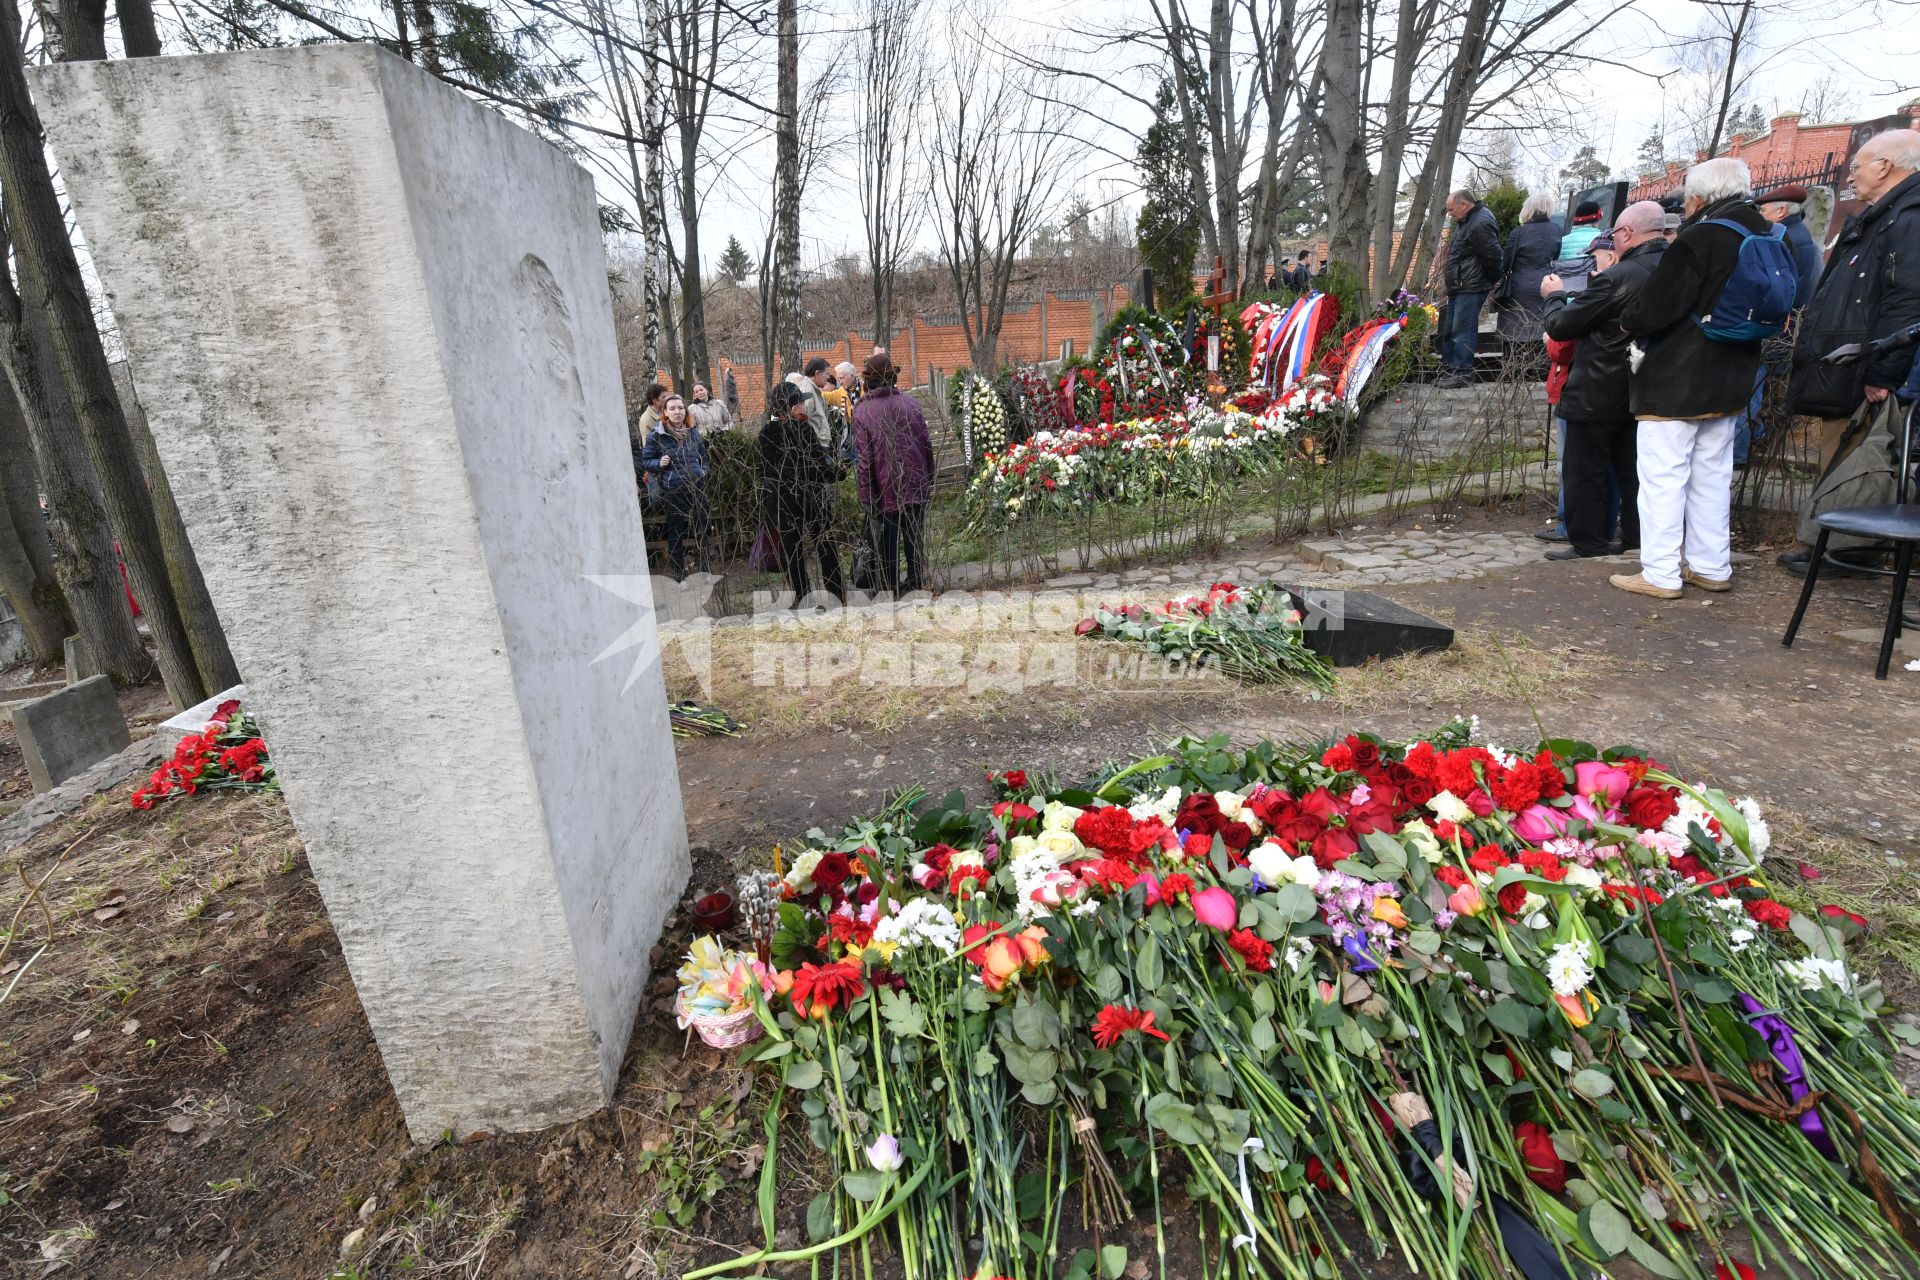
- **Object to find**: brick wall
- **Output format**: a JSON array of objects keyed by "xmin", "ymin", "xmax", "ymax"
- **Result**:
[
  {"xmin": 688, "ymin": 283, "xmax": 1136, "ymax": 422},
  {"xmin": 1627, "ymin": 104, "xmax": 1920, "ymax": 202}
]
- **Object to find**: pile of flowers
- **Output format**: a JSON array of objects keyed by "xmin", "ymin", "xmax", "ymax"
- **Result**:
[
  {"xmin": 130, "ymin": 699, "xmax": 275, "ymax": 809},
  {"xmin": 1074, "ymin": 580, "xmax": 1335, "ymax": 691},
  {"xmin": 686, "ymin": 723, "xmax": 1920, "ymax": 1280},
  {"xmin": 965, "ymin": 381, "xmax": 1346, "ymax": 526}
]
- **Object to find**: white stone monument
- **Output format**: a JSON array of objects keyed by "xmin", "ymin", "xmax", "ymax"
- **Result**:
[{"xmin": 33, "ymin": 45, "xmax": 690, "ymax": 1140}]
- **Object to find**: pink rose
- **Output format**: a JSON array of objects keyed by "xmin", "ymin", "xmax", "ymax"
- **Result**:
[
  {"xmin": 1573, "ymin": 761, "xmax": 1633, "ymax": 808},
  {"xmin": 1512, "ymin": 804, "xmax": 1569, "ymax": 844},
  {"xmin": 1569, "ymin": 794, "xmax": 1607, "ymax": 826},
  {"xmin": 1190, "ymin": 886, "xmax": 1239, "ymax": 931}
]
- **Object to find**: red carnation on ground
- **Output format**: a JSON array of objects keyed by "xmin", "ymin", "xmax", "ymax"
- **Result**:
[
  {"xmin": 1090, "ymin": 1003, "xmax": 1171, "ymax": 1049},
  {"xmin": 1513, "ymin": 1121, "xmax": 1567, "ymax": 1193},
  {"xmin": 1321, "ymin": 743, "xmax": 1357, "ymax": 773}
]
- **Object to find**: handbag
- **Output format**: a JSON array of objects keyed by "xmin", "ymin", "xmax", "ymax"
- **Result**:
[{"xmin": 748, "ymin": 518, "xmax": 783, "ymax": 572}]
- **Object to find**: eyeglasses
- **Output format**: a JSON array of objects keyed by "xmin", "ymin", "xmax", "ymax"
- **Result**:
[{"xmin": 1849, "ymin": 156, "xmax": 1889, "ymax": 175}]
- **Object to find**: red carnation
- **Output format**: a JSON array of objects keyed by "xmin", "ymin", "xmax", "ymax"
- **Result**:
[
  {"xmin": 1321, "ymin": 744, "xmax": 1357, "ymax": 773},
  {"xmin": 1227, "ymin": 928, "xmax": 1274, "ymax": 973},
  {"xmin": 1159, "ymin": 873, "xmax": 1195, "ymax": 900},
  {"xmin": 1513, "ymin": 1121, "xmax": 1567, "ymax": 1193},
  {"xmin": 1468, "ymin": 845, "xmax": 1507, "ymax": 876},
  {"xmin": 1434, "ymin": 865, "xmax": 1468, "ymax": 889},
  {"xmin": 1744, "ymin": 898, "xmax": 1792, "ymax": 930},
  {"xmin": 1497, "ymin": 882, "xmax": 1529, "ymax": 916},
  {"xmin": 1182, "ymin": 832, "xmax": 1214, "ymax": 860},
  {"xmin": 1075, "ymin": 805, "xmax": 1137, "ymax": 859}
]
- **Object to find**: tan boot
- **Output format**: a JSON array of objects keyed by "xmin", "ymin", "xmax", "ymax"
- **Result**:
[
  {"xmin": 1609, "ymin": 572, "xmax": 1682, "ymax": 600},
  {"xmin": 1682, "ymin": 568, "xmax": 1732, "ymax": 593}
]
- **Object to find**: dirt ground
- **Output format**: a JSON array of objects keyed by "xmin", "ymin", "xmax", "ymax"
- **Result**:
[{"xmin": 2, "ymin": 496, "xmax": 1916, "ymax": 1279}]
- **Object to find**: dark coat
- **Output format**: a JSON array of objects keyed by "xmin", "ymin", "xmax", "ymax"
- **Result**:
[
  {"xmin": 1619, "ymin": 194, "xmax": 1770, "ymax": 420},
  {"xmin": 1779, "ymin": 211, "xmax": 1823, "ymax": 310},
  {"xmin": 852, "ymin": 386, "xmax": 935, "ymax": 513},
  {"xmin": 1498, "ymin": 214, "xmax": 1566, "ymax": 339},
  {"xmin": 758, "ymin": 413, "xmax": 839, "ymax": 531},
  {"xmin": 1444, "ymin": 202, "xmax": 1502, "ymax": 296},
  {"xmin": 1789, "ymin": 171, "xmax": 1920, "ymax": 416},
  {"xmin": 639, "ymin": 426, "xmax": 709, "ymax": 501},
  {"xmin": 1542, "ymin": 238, "xmax": 1668, "ymax": 422}
]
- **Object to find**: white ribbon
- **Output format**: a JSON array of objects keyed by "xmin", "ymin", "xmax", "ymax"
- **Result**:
[{"xmin": 1230, "ymin": 1136, "xmax": 1266, "ymax": 1251}]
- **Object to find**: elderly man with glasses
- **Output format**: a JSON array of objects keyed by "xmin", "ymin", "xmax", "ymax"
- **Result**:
[{"xmin": 1779, "ymin": 128, "xmax": 1920, "ymax": 577}]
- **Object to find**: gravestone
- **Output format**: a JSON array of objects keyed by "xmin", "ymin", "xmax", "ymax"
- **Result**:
[
  {"xmin": 8, "ymin": 675, "xmax": 131, "ymax": 792},
  {"xmin": 1283, "ymin": 587, "xmax": 1454, "ymax": 667},
  {"xmin": 63, "ymin": 633, "xmax": 101, "ymax": 685},
  {"xmin": 34, "ymin": 45, "xmax": 690, "ymax": 1140}
]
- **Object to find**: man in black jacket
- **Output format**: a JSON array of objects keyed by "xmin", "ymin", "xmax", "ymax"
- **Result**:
[
  {"xmin": 1439, "ymin": 190, "xmax": 1502, "ymax": 388},
  {"xmin": 1612, "ymin": 158, "xmax": 1770, "ymax": 599},
  {"xmin": 1540, "ymin": 201, "xmax": 1670, "ymax": 559},
  {"xmin": 1779, "ymin": 128, "xmax": 1920, "ymax": 575}
]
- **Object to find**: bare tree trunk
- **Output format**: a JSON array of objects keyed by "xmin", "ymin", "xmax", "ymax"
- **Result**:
[
  {"xmin": 1368, "ymin": 0, "xmax": 1426, "ymax": 298},
  {"xmin": 1387, "ymin": 0, "xmax": 1492, "ymax": 295},
  {"xmin": 115, "ymin": 369, "xmax": 239, "ymax": 691},
  {"xmin": 56, "ymin": 0, "xmax": 104, "ymax": 59},
  {"xmin": 117, "ymin": 0, "xmax": 161, "ymax": 56},
  {"xmin": 390, "ymin": 0, "xmax": 413, "ymax": 61},
  {"xmin": 771, "ymin": 0, "xmax": 802, "ymax": 372},
  {"xmin": 1149, "ymin": 0, "xmax": 1219, "ymax": 267},
  {"xmin": 1200, "ymin": 0, "xmax": 1243, "ymax": 290},
  {"xmin": 1314, "ymin": 0, "xmax": 1371, "ymax": 294},
  {"xmin": 0, "ymin": 242, "xmax": 147, "ymax": 679},
  {"xmin": 858, "ymin": 0, "xmax": 925, "ymax": 348},
  {"xmin": 4, "ymin": 0, "xmax": 203, "ymax": 705},
  {"xmin": 0, "ymin": 385, "xmax": 71, "ymax": 661},
  {"xmin": 636, "ymin": 0, "xmax": 665, "ymax": 382},
  {"xmin": 410, "ymin": 0, "xmax": 443, "ymax": 75}
]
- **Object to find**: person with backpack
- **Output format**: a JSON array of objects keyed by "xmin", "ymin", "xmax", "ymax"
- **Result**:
[
  {"xmin": 1777, "ymin": 130, "xmax": 1920, "ymax": 578},
  {"xmin": 1614, "ymin": 157, "xmax": 1791, "ymax": 599}
]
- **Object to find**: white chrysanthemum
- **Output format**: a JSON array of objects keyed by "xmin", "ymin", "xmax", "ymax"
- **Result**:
[
  {"xmin": 1010, "ymin": 844, "xmax": 1080, "ymax": 919},
  {"xmin": 1546, "ymin": 940, "xmax": 1595, "ymax": 997},
  {"xmin": 1727, "ymin": 926, "xmax": 1757, "ymax": 954},
  {"xmin": 1128, "ymin": 785, "xmax": 1182, "ymax": 824},
  {"xmin": 873, "ymin": 898, "xmax": 962, "ymax": 953},
  {"xmin": 1779, "ymin": 955, "xmax": 1852, "ymax": 993},
  {"xmin": 1283, "ymin": 939, "xmax": 1315, "ymax": 974},
  {"xmin": 1662, "ymin": 791, "xmax": 1716, "ymax": 845}
]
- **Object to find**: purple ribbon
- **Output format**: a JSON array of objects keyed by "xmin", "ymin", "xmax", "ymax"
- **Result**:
[{"xmin": 1736, "ymin": 992, "xmax": 1839, "ymax": 1160}]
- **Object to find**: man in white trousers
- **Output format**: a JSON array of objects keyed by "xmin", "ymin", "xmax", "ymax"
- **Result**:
[{"xmin": 1615, "ymin": 158, "xmax": 1772, "ymax": 598}]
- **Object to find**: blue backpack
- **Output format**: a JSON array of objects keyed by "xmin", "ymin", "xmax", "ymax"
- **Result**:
[{"xmin": 1696, "ymin": 219, "xmax": 1796, "ymax": 343}]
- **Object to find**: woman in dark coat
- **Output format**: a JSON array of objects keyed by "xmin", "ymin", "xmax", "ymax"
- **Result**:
[
  {"xmin": 759, "ymin": 381, "xmax": 844, "ymax": 605},
  {"xmin": 1497, "ymin": 194, "xmax": 1565, "ymax": 345},
  {"xmin": 852, "ymin": 352, "xmax": 935, "ymax": 595}
]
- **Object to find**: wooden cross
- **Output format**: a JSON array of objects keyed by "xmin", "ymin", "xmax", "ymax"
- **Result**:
[{"xmin": 1200, "ymin": 255, "xmax": 1234, "ymax": 374}]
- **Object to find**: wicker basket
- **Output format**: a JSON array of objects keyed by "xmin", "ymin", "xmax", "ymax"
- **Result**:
[{"xmin": 690, "ymin": 1004, "xmax": 764, "ymax": 1050}]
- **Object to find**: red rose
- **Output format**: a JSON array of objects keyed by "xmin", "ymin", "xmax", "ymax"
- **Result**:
[
  {"xmin": 1348, "ymin": 737, "xmax": 1381, "ymax": 770},
  {"xmin": 1073, "ymin": 618, "xmax": 1099, "ymax": 636},
  {"xmin": 1176, "ymin": 794, "xmax": 1224, "ymax": 833},
  {"xmin": 1218, "ymin": 820, "xmax": 1254, "ymax": 852},
  {"xmin": 1744, "ymin": 898, "xmax": 1792, "ymax": 930},
  {"xmin": 1623, "ymin": 784, "xmax": 1680, "ymax": 830},
  {"xmin": 811, "ymin": 852, "xmax": 852, "ymax": 890},
  {"xmin": 1002, "ymin": 769, "xmax": 1029, "ymax": 791},
  {"xmin": 1304, "ymin": 1155, "xmax": 1332, "ymax": 1191},
  {"xmin": 1513, "ymin": 1122, "xmax": 1567, "ymax": 1194},
  {"xmin": 1310, "ymin": 827, "xmax": 1358, "ymax": 870}
]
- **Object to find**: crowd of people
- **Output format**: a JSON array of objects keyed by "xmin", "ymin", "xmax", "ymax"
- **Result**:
[
  {"xmin": 1437, "ymin": 128, "xmax": 1920, "ymax": 599},
  {"xmin": 628, "ymin": 348, "xmax": 935, "ymax": 606}
]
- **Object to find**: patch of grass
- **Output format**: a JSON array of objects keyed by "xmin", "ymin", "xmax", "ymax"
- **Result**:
[
  {"xmin": 1763, "ymin": 812, "xmax": 1920, "ymax": 998},
  {"xmin": 1330, "ymin": 625, "xmax": 1627, "ymax": 713}
]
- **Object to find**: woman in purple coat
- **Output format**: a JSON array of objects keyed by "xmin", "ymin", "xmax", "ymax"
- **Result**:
[{"xmin": 851, "ymin": 351, "xmax": 935, "ymax": 595}]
